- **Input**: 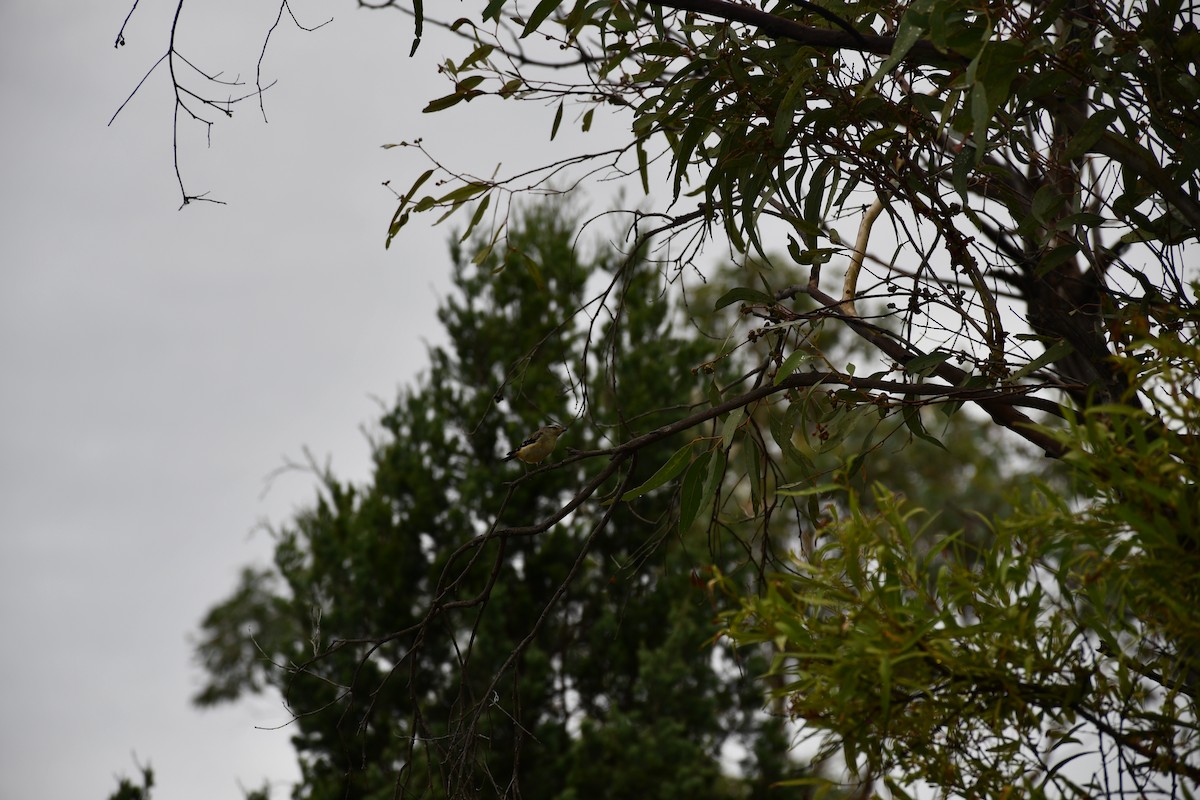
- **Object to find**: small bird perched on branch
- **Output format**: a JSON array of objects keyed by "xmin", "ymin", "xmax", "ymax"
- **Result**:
[{"xmin": 503, "ymin": 424, "xmax": 567, "ymax": 464}]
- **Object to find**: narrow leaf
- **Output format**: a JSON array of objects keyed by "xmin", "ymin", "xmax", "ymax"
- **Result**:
[
  {"xmin": 714, "ymin": 287, "xmax": 776, "ymax": 310},
  {"xmin": 620, "ymin": 442, "xmax": 694, "ymax": 502},
  {"xmin": 970, "ymin": 83, "xmax": 989, "ymax": 160},
  {"xmin": 860, "ymin": 16, "xmax": 924, "ymax": 96},
  {"xmin": 777, "ymin": 482, "xmax": 842, "ymax": 497},
  {"xmin": 459, "ymin": 192, "xmax": 492, "ymax": 242},
  {"xmin": 679, "ymin": 451, "xmax": 712, "ymax": 534},
  {"xmin": 903, "ymin": 351, "xmax": 952, "ymax": 375},
  {"xmin": 409, "ymin": 0, "xmax": 423, "ymax": 56},
  {"xmin": 636, "ymin": 141, "xmax": 650, "ymax": 194},
  {"xmin": 903, "ymin": 406, "xmax": 947, "ymax": 450},
  {"xmin": 701, "ymin": 449, "xmax": 726, "ymax": 508},
  {"xmin": 438, "ymin": 181, "xmax": 489, "ymax": 205},
  {"xmin": 1065, "ymin": 108, "xmax": 1120, "ymax": 160},
  {"xmin": 482, "ymin": 0, "xmax": 506, "ymax": 22},
  {"xmin": 522, "ymin": 0, "xmax": 562, "ymax": 37},
  {"xmin": 720, "ymin": 409, "xmax": 743, "ymax": 450},
  {"xmin": 550, "ymin": 100, "xmax": 564, "ymax": 140},
  {"xmin": 775, "ymin": 350, "xmax": 811, "ymax": 385},
  {"xmin": 1009, "ymin": 340, "xmax": 1074, "ymax": 382},
  {"xmin": 423, "ymin": 92, "xmax": 466, "ymax": 113}
]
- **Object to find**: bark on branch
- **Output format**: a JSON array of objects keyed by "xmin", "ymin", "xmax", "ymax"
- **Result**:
[{"xmin": 651, "ymin": 0, "xmax": 964, "ymax": 66}]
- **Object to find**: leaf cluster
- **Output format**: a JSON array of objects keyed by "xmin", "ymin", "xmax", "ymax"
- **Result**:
[{"xmin": 720, "ymin": 342, "xmax": 1200, "ymax": 796}]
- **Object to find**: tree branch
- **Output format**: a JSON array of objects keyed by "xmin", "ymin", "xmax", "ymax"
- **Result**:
[{"xmin": 650, "ymin": 0, "xmax": 964, "ymax": 66}]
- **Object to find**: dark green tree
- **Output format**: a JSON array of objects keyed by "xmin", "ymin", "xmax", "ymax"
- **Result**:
[{"xmin": 193, "ymin": 205, "xmax": 810, "ymax": 800}]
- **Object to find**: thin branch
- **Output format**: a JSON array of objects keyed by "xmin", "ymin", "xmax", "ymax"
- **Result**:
[
  {"xmin": 114, "ymin": 0, "xmax": 140, "ymax": 47},
  {"xmin": 110, "ymin": 0, "xmax": 320, "ymax": 205},
  {"xmin": 258, "ymin": 0, "xmax": 333, "ymax": 123},
  {"xmin": 108, "ymin": 51, "xmax": 168, "ymax": 126},
  {"xmin": 780, "ymin": 0, "xmax": 869, "ymax": 45}
]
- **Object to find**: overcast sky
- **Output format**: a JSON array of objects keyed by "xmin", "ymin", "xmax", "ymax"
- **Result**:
[
  {"xmin": 8, "ymin": 4, "xmax": 1197, "ymax": 800},
  {"xmin": 0, "ymin": 3, "xmax": 580, "ymax": 798}
]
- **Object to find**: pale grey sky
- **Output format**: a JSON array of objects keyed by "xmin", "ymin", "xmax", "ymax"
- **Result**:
[{"xmin": 0, "ymin": 3, "xmax": 538, "ymax": 798}]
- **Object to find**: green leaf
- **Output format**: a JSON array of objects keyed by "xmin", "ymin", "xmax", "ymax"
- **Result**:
[
  {"xmin": 1016, "ymin": 69, "xmax": 1072, "ymax": 107},
  {"xmin": 903, "ymin": 406, "xmax": 947, "ymax": 450},
  {"xmin": 456, "ymin": 74, "xmax": 486, "ymax": 93},
  {"xmin": 777, "ymin": 483, "xmax": 842, "ymax": 497},
  {"xmin": 970, "ymin": 82, "xmax": 989, "ymax": 160},
  {"xmin": 679, "ymin": 451, "xmax": 712, "ymax": 534},
  {"xmin": 775, "ymin": 349, "xmax": 812, "ymax": 385},
  {"xmin": 498, "ymin": 78, "xmax": 523, "ymax": 98},
  {"xmin": 714, "ymin": 287, "xmax": 776, "ymax": 310},
  {"xmin": 1056, "ymin": 212, "xmax": 1107, "ymax": 230},
  {"xmin": 407, "ymin": 0, "xmax": 425, "ymax": 53},
  {"xmin": 391, "ymin": 168, "xmax": 434, "ymax": 218},
  {"xmin": 620, "ymin": 442, "xmax": 694, "ymax": 501},
  {"xmin": 903, "ymin": 351, "xmax": 952, "ymax": 375},
  {"xmin": 976, "ymin": 40, "xmax": 1024, "ymax": 111},
  {"xmin": 720, "ymin": 409, "xmax": 743, "ymax": 449},
  {"xmin": 1037, "ymin": 243, "xmax": 1080, "ymax": 273},
  {"xmin": 519, "ymin": 251, "xmax": 545, "ymax": 290},
  {"xmin": 786, "ymin": 235, "xmax": 804, "ymax": 264},
  {"xmin": 1008, "ymin": 340, "xmax": 1074, "ymax": 382},
  {"xmin": 701, "ymin": 449, "xmax": 726, "ymax": 508},
  {"xmin": 457, "ymin": 45, "xmax": 495, "ymax": 72},
  {"xmin": 482, "ymin": 0, "xmax": 506, "ymax": 22},
  {"xmin": 804, "ymin": 159, "xmax": 832, "ymax": 232},
  {"xmin": 470, "ymin": 240, "xmax": 493, "ymax": 265},
  {"xmin": 459, "ymin": 192, "xmax": 492, "ymax": 242},
  {"xmin": 550, "ymin": 100, "xmax": 564, "ymax": 140},
  {"xmin": 743, "ymin": 435, "xmax": 762, "ymax": 514},
  {"xmin": 860, "ymin": 15, "xmax": 924, "ymax": 96},
  {"xmin": 438, "ymin": 181, "xmax": 490, "ymax": 205},
  {"xmin": 522, "ymin": 0, "xmax": 562, "ymax": 38},
  {"xmin": 632, "ymin": 59, "xmax": 668, "ymax": 83},
  {"xmin": 769, "ymin": 409, "xmax": 811, "ymax": 469},
  {"xmin": 1065, "ymin": 108, "xmax": 1120, "ymax": 160},
  {"xmin": 636, "ymin": 141, "xmax": 650, "ymax": 194},
  {"xmin": 423, "ymin": 92, "xmax": 466, "ymax": 113},
  {"xmin": 772, "ymin": 77, "xmax": 804, "ymax": 148},
  {"xmin": 637, "ymin": 40, "xmax": 683, "ymax": 58},
  {"xmin": 385, "ymin": 168, "xmax": 436, "ymax": 248},
  {"xmin": 385, "ymin": 212, "xmax": 408, "ymax": 249},
  {"xmin": 1030, "ymin": 184, "xmax": 1063, "ymax": 224},
  {"xmin": 673, "ymin": 92, "xmax": 720, "ymax": 198}
]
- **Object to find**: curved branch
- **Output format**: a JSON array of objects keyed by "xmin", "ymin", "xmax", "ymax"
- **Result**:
[
  {"xmin": 841, "ymin": 194, "xmax": 885, "ymax": 316},
  {"xmin": 787, "ymin": 284, "xmax": 1070, "ymax": 458},
  {"xmin": 554, "ymin": 368, "xmax": 1067, "ymax": 466},
  {"xmin": 650, "ymin": 0, "xmax": 965, "ymax": 67}
]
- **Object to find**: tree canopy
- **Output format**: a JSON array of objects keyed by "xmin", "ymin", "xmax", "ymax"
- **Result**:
[{"xmin": 112, "ymin": 0, "xmax": 1200, "ymax": 798}]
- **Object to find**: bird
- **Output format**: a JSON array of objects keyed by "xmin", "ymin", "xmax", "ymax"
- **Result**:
[{"xmin": 503, "ymin": 424, "xmax": 567, "ymax": 464}]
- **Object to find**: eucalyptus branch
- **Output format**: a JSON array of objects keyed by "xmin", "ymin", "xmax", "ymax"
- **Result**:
[
  {"xmin": 650, "ymin": 0, "xmax": 965, "ymax": 66},
  {"xmin": 840, "ymin": 194, "xmax": 885, "ymax": 316},
  {"xmin": 788, "ymin": 283, "xmax": 1069, "ymax": 457}
]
